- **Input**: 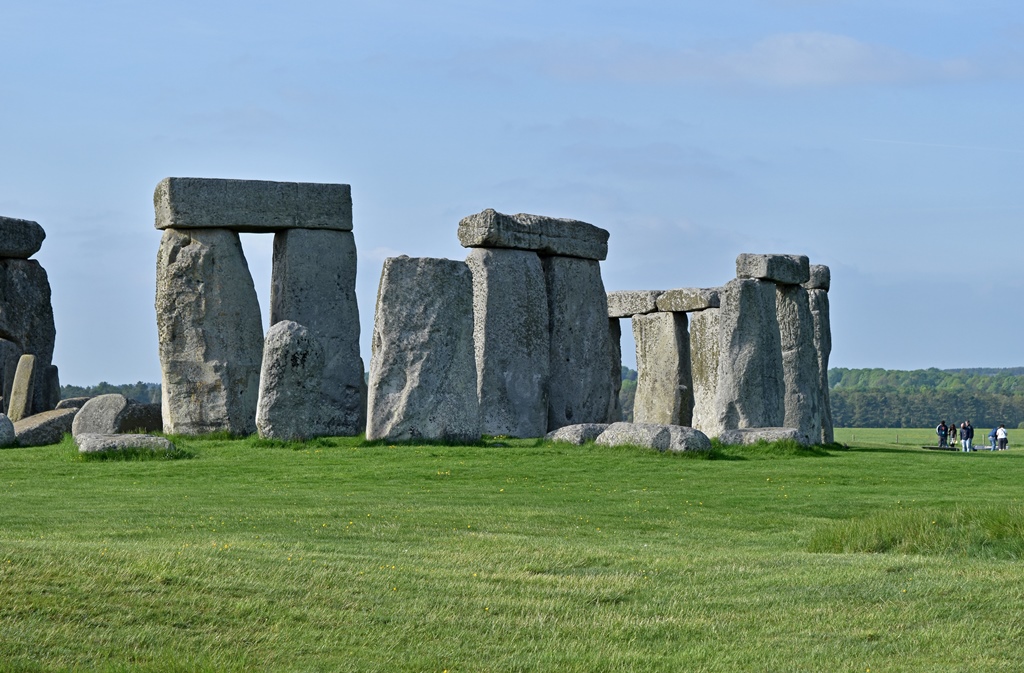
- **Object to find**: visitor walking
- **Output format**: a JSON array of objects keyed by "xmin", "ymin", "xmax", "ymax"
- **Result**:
[
  {"xmin": 988, "ymin": 427, "xmax": 998, "ymax": 451},
  {"xmin": 997, "ymin": 424, "xmax": 1008, "ymax": 451},
  {"xmin": 961, "ymin": 420, "xmax": 974, "ymax": 452},
  {"xmin": 936, "ymin": 420, "xmax": 948, "ymax": 448}
]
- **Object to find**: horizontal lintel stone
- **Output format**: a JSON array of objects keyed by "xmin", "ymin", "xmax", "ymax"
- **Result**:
[
  {"xmin": 0, "ymin": 216, "xmax": 45, "ymax": 259},
  {"xmin": 655, "ymin": 287, "xmax": 721, "ymax": 313},
  {"xmin": 803, "ymin": 264, "xmax": 830, "ymax": 291},
  {"xmin": 606, "ymin": 290, "xmax": 663, "ymax": 318},
  {"xmin": 458, "ymin": 208, "xmax": 609, "ymax": 260},
  {"xmin": 154, "ymin": 177, "xmax": 352, "ymax": 232},
  {"xmin": 736, "ymin": 253, "xmax": 810, "ymax": 285}
]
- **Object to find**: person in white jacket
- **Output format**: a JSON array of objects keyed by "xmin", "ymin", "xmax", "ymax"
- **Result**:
[{"xmin": 996, "ymin": 424, "xmax": 1008, "ymax": 451}]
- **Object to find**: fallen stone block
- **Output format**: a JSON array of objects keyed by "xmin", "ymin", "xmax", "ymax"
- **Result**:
[
  {"xmin": 544, "ymin": 423, "xmax": 609, "ymax": 445},
  {"xmin": 256, "ymin": 321, "xmax": 326, "ymax": 441},
  {"xmin": 606, "ymin": 290, "xmax": 663, "ymax": 318},
  {"xmin": 595, "ymin": 422, "xmax": 710, "ymax": 452},
  {"xmin": 154, "ymin": 178, "xmax": 352, "ymax": 232},
  {"xmin": 458, "ymin": 209, "xmax": 609, "ymax": 261},
  {"xmin": 13, "ymin": 408, "xmax": 77, "ymax": 447},
  {"xmin": 0, "ymin": 216, "xmax": 46, "ymax": 258},
  {"xmin": 76, "ymin": 433, "xmax": 177, "ymax": 455},
  {"xmin": 803, "ymin": 264, "xmax": 830, "ymax": 292},
  {"xmin": 0, "ymin": 413, "xmax": 15, "ymax": 448},
  {"xmin": 717, "ymin": 427, "xmax": 804, "ymax": 446},
  {"xmin": 56, "ymin": 397, "xmax": 91, "ymax": 410},
  {"xmin": 71, "ymin": 394, "xmax": 162, "ymax": 437},
  {"xmin": 655, "ymin": 287, "xmax": 721, "ymax": 313},
  {"xmin": 736, "ymin": 253, "xmax": 810, "ymax": 285},
  {"xmin": 665, "ymin": 425, "xmax": 712, "ymax": 452}
]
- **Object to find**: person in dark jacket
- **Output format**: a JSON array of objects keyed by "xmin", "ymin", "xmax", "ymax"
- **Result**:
[
  {"xmin": 960, "ymin": 421, "xmax": 974, "ymax": 452},
  {"xmin": 936, "ymin": 421, "xmax": 948, "ymax": 448}
]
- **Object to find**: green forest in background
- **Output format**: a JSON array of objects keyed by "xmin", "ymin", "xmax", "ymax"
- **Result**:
[{"xmin": 62, "ymin": 366, "xmax": 1024, "ymax": 430}]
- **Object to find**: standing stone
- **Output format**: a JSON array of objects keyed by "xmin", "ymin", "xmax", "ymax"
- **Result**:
[
  {"xmin": 41, "ymin": 365, "xmax": 60, "ymax": 412},
  {"xmin": 808, "ymin": 288, "xmax": 834, "ymax": 444},
  {"xmin": 736, "ymin": 254, "xmax": 810, "ymax": 285},
  {"xmin": 0, "ymin": 259, "xmax": 56, "ymax": 414},
  {"xmin": 607, "ymin": 319, "xmax": 622, "ymax": 423},
  {"xmin": 7, "ymin": 354, "xmax": 36, "ymax": 423},
  {"xmin": 0, "ymin": 217, "xmax": 46, "ymax": 258},
  {"xmin": 458, "ymin": 209, "xmax": 609, "ymax": 260},
  {"xmin": 543, "ymin": 256, "xmax": 614, "ymax": 431},
  {"xmin": 256, "ymin": 321, "xmax": 326, "ymax": 440},
  {"xmin": 271, "ymin": 229, "xmax": 366, "ymax": 436},
  {"xmin": 465, "ymin": 248, "xmax": 549, "ymax": 438},
  {"xmin": 714, "ymin": 278, "xmax": 785, "ymax": 431},
  {"xmin": 366, "ymin": 257, "xmax": 479, "ymax": 442},
  {"xmin": 776, "ymin": 284, "xmax": 822, "ymax": 445},
  {"xmin": 0, "ymin": 338, "xmax": 22, "ymax": 414},
  {"xmin": 689, "ymin": 307, "xmax": 721, "ymax": 437},
  {"xmin": 156, "ymin": 228, "xmax": 264, "ymax": 435},
  {"xmin": 631, "ymin": 312, "xmax": 693, "ymax": 426}
]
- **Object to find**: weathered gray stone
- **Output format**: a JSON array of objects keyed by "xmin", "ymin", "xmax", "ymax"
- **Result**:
[
  {"xmin": 0, "ymin": 259, "xmax": 56, "ymax": 414},
  {"xmin": 0, "ymin": 338, "xmax": 21, "ymax": 415},
  {"xmin": 665, "ymin": 425, "xmax": 712, "ymax": 452},
  {"xmin": 458, "ymin": 209, "xmax": 609, "ymax": 261},
  {"xmin": 156, "ymin": 228, "xmax": 264, "ymax": 435},
  {"xmin": 809, "ymin": 289, "xmax": 834, "ymax": 444},
  {"xmin": 56, "ymin": 397, "xmax": 91, "ymax": 410},
  {"xmin": 154, "ymin": 178, "xmax": 352, "ymax": 232},
  {"xmin": 607, "ymin": 319, "xmax": 622, "ymax": 423},
  {"xmin": 596, "ymin": 422, "xmax": 670, "ymax": 450},
  {"xmin": 714, "ymin": 278, "xmax": 785, "ymax": 431},
  {"xmin": 718, "ymin": 427, "xmax": 803, "ymax": 445},
  {"xmin": 0, "ymin": 413, "xmax": 15, "ymax": 448},
  {"xmin": 466, "ymin": 248, "xmax": 549, "ymax": 438},
  {"xmin": 270, "ymin": 229, "xmax": 365, "ymax": 436},
  {"xmin": 736, "ymin": 254, "xmax": 810, "ymax": 285},
  {"xmin": 366, "ymin": 257, "xmax": 479, "ymax": 442},
  {"xmin": 544, "ymin": 256, "xmax": 615, "ymax": 431},
  {"xmin": 76, "ymin": 433, "xmax": 176, "ymax": 455},
  {"xmin": 689, "ymin": 307, "xmax": 721, "ymax": 437},
  {"xmin": 41, "ymin": 365, "xmax": 59, "ymax": 412},
  {"xmin": 776, "ymin": 285, "xmax": 822, "ymax": 446},
  {"xmin": 803, "ymin": 264, "xmax": 830, "ymax": 292},
  {"xmin": 544, "ymin": 423, "xmax": 610, "ymax": 445},
  {"xmin": 71, "ymin": 394, "xmax": 162, "ymax": 437},
  {"xmin": 631, "ymin": 312, "xmax": 693, "ymax": 426},
  {"xmin": 7, "ymin": 354, "xmax": 35, "ymax": 423},
  {"xmin": 13, "ymin": 408, "xmax": 77, "ymax": 447},
  {"xmin": 0, "ymin": 216, "xmax": 46, "ymax": 258},
  {"xmin": 256, "ymin": 321, "xmax": 326, "ymax": 441},
  {"xmin": 606, "ymin": 291, "xmax": 663, "ymax": 318},
  {"xmin": 655, "ymin": 287, "xmax": 721, "ymax": 313}
]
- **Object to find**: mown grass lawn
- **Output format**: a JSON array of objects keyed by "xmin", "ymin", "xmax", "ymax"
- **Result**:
[{"xmin": 1, "ymin": 433, "xmax": 1022, "ymax": 672}]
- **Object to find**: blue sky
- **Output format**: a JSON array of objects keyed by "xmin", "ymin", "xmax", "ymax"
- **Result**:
[{"xmin": 2, "ymin": 0, "xmax": 1022, "ymax": 384}]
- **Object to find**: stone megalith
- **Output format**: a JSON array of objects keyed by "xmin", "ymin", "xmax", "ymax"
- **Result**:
[
  {"xmin": 366, "ymin": 257, "xmax": 479, "ymax": 443},
  {"xmin": 71, "ymin": 394, "xmax": 162, "ymax": 437},
  {"xmin": 689, "ymin": 307, "xmax": 721, "ymax": 437},
  {"xmin": 0, "ymin": 258, "xmax": 57, "ymax": 414},
  {"xmin": 808, "ymin": 287, "xmax": 834, "ymax": 444},
  {"xmin": 7, "ymin": 354, "xmax": 36, "ymax": 423},
  {"xmin": 543, "ymin": 255, "xmax": 615, "ymax": 431},
  {"xmin": 156, "ymin": 228, "xmax": 264, "ymax": 435},
  {"xmin": 776, "ymin": 284, "xmax": 822, "ymax": 445},
  {"xmin": 655, "ymin": 287, "xmax": 721, "ymax": 313},
  {"xmin": 256, "ymin": 320, "xmax": 326, "ymax": 441},
  {"xmin": 606, "ymin": 290, "xmax": 663, "ymax": 318},
  {"xmin": 631, "ymin": 312, "xmax": 693, "ymax": 426},
  {"xmin": 0, "ymin": 413, "xmax": 15, "ymax": 448},
  {"xmin": 458, "ymin": 209, "xmax": 609, "ymax": 260},
  {"xmin": 0, "ymin": 338, "xmax": 22, "ymax": 414},
  {"xmin": 736, "ymin": 253, "xmax": 810, "ymax": 285},
  {"xmin": 607, "ymin": 318, "xmax": 622, "ymax": 423},
  {"xmin": 0, "ymin": 217, "xmax": 46, "ymax": 259},
  {"xmin": 714, "ymin": 278, "xmax": 785, "ymax": 431},
  {"xmin": 465, "ymin": 248, "xmax": 549, "ymax": 438},
  {"xmin": 270, "ymin": 229, "xmax": 365, "ymax": 436}
]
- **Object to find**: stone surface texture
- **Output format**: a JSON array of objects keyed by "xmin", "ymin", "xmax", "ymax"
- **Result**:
[
  {"xmin": 71, "ymin": 394, "xmax": 162, "ymax": 437},
  {"xmin": 607, "ymin": 319, "xmax": 622, "ymax": 423},
  {"xmin": 544, "ymin": 423, "xmax": 610, "ymax": 445},
  {"xmin": 7, "ymin": 354, "xmax": 35, "ymax": 423},
  {"xmin": 689, "ymin": 307, "xmax": 721, "ymax": 437},
  {"xmin": 56, "ymin": 397, "xmax": 91, "ymax": 410},
  {"xmin": 665, "ymin": 425, "xmax": 712, "ymax": 452},
  {"xmin": 543, "ymin": 255, "xmax": 615, "ymax": 431},
  {"xmin": 714, "ymin": 278, "xmax": 785, "ymax": 431},
  {"xmin": 0, "ymin": 258, "xmax": 56, "ymax": 414},
  {"xmin": 270, "ymin": 229, "xmax": 365, "ymax": 436},
  {"xmin": 606, "ymin": 290, "xmax": 663, "ymax": 318},
  {"xmin": 776, "ymin": 285, "xmax": 822, "ymax": 446},
  {"xmin": 366, "ymin": 257, "xmax": 480, "ymax": 442},
  {"xmin": 466, "ymin": 248, "xmax": 549, "ymax": 438},
  {"xmin": 154, "ymin": 178, "xmax": 352, "ymax": 232},
  {"xmin": 458, "ymin": 209, "xmax": 609, "ymax": 261},
  {"xmin": 156, "ymin": 228, "xmax": 264, "ymax": 435},
  {"xmin": 804, "ymin": 264, "xmax": 831, "ymax": 292},
  {"xmin": 256, "ymin": 321, "xmax": 326, "ymax": 440},
  {"xmin": 76, "ymin": 433, "xmax": 176, "ymax": 454},
  {"xmin": 0, "ymin": 413, "xmax": 15, "ymax": 448},
  {"xmin": 0, "ymin": 338, "xmax": 22, "ymax": 414},
  {"xmin": 631, "ymin": 312, "xmax": 693, "ymax": 426},
  {"xmin": 0, "ymin": 216, "xmax": 46, "ymax": 258},
  {"xmin": 13, "ymin": 408, "xmax": 77, "ymax": 447},
  {"xmin": 655, "ymin": 287, "xmax": 721, "ymax": 313},
  {"xmin": 808, "ymin": 289, "xmax": 834, "ymax": 444},
  {"xmin": 596, "ymin": 422, "xmax": 670, "ymax": 450},
  {"xmin": 735, "ymin": 253, "xmax": 810, "ymax": 285},
  {"xmin": 718, "ymin": 427, "xmax": 803, "ymax": 445}
]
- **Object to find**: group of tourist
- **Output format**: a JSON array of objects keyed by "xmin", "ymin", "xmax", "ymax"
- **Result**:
[{"xmin": 936, "ymin": 420, "xmax": 1009, "ymax": 451}]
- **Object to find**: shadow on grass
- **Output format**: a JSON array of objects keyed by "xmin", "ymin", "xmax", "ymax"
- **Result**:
[{"xmin": 708, "ymin": 439, "xmax": 836, "ymax": 461}]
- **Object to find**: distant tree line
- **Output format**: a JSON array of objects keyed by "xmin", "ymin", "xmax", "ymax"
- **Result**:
[{"xmin": 60, "ymin": 381, "xmax": 160, "ymax": 404}]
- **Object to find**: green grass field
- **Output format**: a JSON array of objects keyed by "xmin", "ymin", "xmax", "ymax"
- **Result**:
[{"xmin": 1, "ymin": 432, "xmax": 1022, "ymax": 671}]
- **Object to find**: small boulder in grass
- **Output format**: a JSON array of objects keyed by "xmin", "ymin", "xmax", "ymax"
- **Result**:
[
  {"xmin": 544, "ymin": 423, "xmax": 609, "ymax": 445},
  {"xmin": 665, "ymin": 425, "xmax": 712, "ymax": 452},
  {"xmin": 595, "ymin": 422, "xmax": 712, "ymax": 452},
  {"xmin": 13, "ymin": 408, "xmax": 77, "ymax": 447},
  {"xmin": 76, "ymin": 433, "xmax": 176, "ymax": 455},
  {"xmin": 0, "ymin": 413, "xmax": 16, "ymax": 448}
]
